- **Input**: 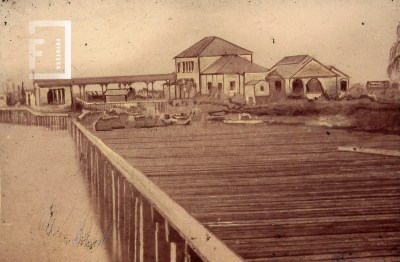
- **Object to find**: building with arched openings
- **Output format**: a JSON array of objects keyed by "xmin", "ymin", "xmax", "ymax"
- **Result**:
[{"xmin": 266, "ymin": 55, "xmax": 349, "ymax": 99}]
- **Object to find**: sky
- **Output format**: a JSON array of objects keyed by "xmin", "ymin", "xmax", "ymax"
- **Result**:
[{"xmin": 0, "ymin": 0, "xmax": 399, "ymax": 92}]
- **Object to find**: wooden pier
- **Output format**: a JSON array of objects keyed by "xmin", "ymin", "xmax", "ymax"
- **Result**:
[{"xmin": 87, "ymin": 122, "xmax": 400, "ymax": 261}]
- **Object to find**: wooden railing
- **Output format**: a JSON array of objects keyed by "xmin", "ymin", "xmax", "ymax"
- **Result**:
[
  {"xmin": 69, "ymin": 119, "xmax": 244, "ymax": 262},
  {"xmin": 75, "ymin": 97, "xmax": 169, "ymax": 114},
  {"xmin": 0, "ymin": 107, "xmax": 69, "ymax": 130}
]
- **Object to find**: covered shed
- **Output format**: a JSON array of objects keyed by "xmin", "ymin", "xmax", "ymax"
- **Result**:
[{"xmin": 104, "ymin": 89, "xmax": 132, "ymax": 103}]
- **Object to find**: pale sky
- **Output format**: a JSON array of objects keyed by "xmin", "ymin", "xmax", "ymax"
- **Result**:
[{"xmin": 1, "ymin": 0, "xmax": 399, "ymax": 92}]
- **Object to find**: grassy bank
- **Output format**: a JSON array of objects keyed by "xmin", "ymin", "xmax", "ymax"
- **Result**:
[{"xmin": 235, "ymin": 99, "xmax": 400, "ymax": 132}]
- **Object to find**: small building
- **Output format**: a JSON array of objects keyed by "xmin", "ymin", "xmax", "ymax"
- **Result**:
[
  {"xmin": 367, "ymin": 81, "xmax": 390, "ymax": 91},
  {"xmin": 104, "ymin": 88, "xmax": 132, "ymax": 103},
  {"xmin": 269, "ymin": 55, "xmax": 350, "ymax": 99},
  {"xmin": 245, "ymin": 80, "xmax": 270, "ymax": 105},
  {"xmin": 34, "ymin": 82, "xmax": 72, "ymax": 106}
]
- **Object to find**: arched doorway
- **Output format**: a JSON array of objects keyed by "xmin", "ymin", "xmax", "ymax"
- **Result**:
[
  {"xmin": 292, "ymin": 79, "xmax": 304, "ymax": 95},
  {"xmin": 306, "ymin": 78, "xmax": 323, "ymax": 93},
  {"xmin": 340, "ymin": 80, "xmax": 347, "ymax": 91}
]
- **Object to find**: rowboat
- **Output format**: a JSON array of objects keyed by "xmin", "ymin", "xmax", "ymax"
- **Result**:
[
  {"xmin": 94, "ymin": 115, "xmax": 125, "ymax": 131},
  {"xmin": 161, "ymin": 113, "xmax": 192, "ymax": 125}
]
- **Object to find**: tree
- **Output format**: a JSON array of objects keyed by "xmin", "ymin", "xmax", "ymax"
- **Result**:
[
  {"xmin": 388, "ymin": 24, "xmax": 400, "ymax": 84},
  {"xmin": 21, "ymin": 86, "xmax": 26, "ymax": 105}
]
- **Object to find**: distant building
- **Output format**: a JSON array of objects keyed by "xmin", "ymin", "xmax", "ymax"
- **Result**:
[
  {"xmin": 104, "ymin": 88, "xmax": 133, "ymax": 103},
  {"xmin": 33, "ymin": 82, "xmax": 71, "ymax": 106},
  {"xmin": 174, "ymin": 36, "xmax": 269, "ymax": 103},
  {"xmin": 267, "ymin": 55, "xmax": 350, "ymax": 99},
  {"xmin": 367, "ymin": 81, "xmax": 390, "ymax": 91}
]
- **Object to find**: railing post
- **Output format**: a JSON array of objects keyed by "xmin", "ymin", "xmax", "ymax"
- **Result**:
[
  {"xmin": 186, "ymin": 244, "xmax": 203, "ymax": 262},
  {"xmin": 138, "ymin": 195, "xmax": 156, "ymax": 262},
  {"xmin": 166, "ymin": 221, "xmax": 186, "ymax": 262},
  {"xmin": 119, "ymin": 177, "xmax": 127, "ymax": 260},
  {"xmin": 111, "ymin": 167, "xmax": 119, "ymax": 260},
  {"xmin": 152, "ymin": 206, "xmax": 170, "ymax": 262}
]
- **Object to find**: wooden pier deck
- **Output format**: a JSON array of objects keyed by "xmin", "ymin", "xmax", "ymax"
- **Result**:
[{"xmin": 84, "ymin": 121, "xmax": 400, "ymax": 261}]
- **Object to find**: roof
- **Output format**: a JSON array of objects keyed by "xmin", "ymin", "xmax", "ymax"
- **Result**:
[
  {"xmin": 271, "ymin": 55, "xmax": 337, "ymax": 79},
  {"xmin": 245, "ymin": 80, "xmax": 263, "ymax": 85},
  {"xmin": 275, "ymin": 55, "xmax": 311, "ymax": 66},
  {"xmin": 265, "ymin": 68, "xmax": 284, "ymax": 79},
  {"xmin": 201, "ymin": 55, "xmax": 268, "ymax": 75},
  {"xmin": 326, "ymin": 66, "xmax": 350, "ymax": 78},
  {"xmin": 174, "ymin": 37, "xmax": 253, "ymax": 58},
  {"xmin": 104, "ymin": 89, "xmax": 130, "ymax": 96},
  {"xmin": 35, "ymin": 73, "xmax": 176, "ymax": 88}
]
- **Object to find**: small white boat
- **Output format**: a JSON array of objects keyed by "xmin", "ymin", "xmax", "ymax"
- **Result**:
[
  {"xmin": 223, "ymin": 113, "xmax": 263, "ymax": 124},
  {"xmin": 223, "ymin": 119, "xmax": 263, "ymax": 124}
]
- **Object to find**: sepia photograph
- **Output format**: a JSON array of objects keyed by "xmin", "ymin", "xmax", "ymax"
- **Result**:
[{"xmin": 1, "ymin": 0, "xmax": 400, "ymax": 261}]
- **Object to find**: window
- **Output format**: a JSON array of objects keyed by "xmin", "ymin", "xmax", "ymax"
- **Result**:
[
  {"xmin": 208, "ymin": 82, "xmax": 212, "ymax": 90},
  {"xmin": 177, "ymin": 63, "xmax": 180, "ymax": 73},
  {"xmin": 260, "ymin": 86, "xmax": 264, "ymax": 92},
  {"xmin": 230, "ymin": 81, "xmax": 235, "ymax": 91},
  {"xmin": 180, "ymin": 61, "xmax": 195, "ymax": 73}
]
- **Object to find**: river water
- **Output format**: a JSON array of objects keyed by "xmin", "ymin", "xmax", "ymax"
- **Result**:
[{"xmin": 0, "ymin": 124, "xmax": 109, "ymax": 262}]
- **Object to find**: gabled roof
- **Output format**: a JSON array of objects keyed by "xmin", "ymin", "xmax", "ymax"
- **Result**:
[
  {"xmin": 271, "ymin": 55, "xmax": 337, "ymax": 79},
  {"xmin": 104, "ymin": 89, "xmax": 130, "ymax": 96},
  {"xmin": 201, "ymin": 55, "xmax": 268, "ymax": 75},
  {"xmin": 326, "ymin": 66, "xmax": 350, "ymax": 78},
  {"xmin": 265, "ymin": 68, "xmax": 284, "ymax": 79},
  {"xmin": 174, "ymin": 37, "xmax": 253, "ymax": 58}
]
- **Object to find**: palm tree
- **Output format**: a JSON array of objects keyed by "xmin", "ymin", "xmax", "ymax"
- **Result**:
[{"xmin": 388, "ymin": 24, "xmax": 400, "ymax": 84}]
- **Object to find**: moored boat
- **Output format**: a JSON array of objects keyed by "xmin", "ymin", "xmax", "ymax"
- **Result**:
[
  {"xmin": 95, "ymin": 115, "xmax": 125, "ymax": 131},
  {"xmin": 223, "ymin": 113, "xmax": 263, "ymax": 124}
]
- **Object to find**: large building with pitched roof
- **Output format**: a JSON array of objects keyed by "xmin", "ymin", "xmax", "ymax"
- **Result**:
[
  {"xmin": 174, "ymin": 36, "xmax": 269, "ymax": 102},
  {"xmin": 266, "ymin": 55, "xmax": 349, "ymax": 99}
]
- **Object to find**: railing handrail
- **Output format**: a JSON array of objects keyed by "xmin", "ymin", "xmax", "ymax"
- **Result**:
[
  {"xmin": 0, "ymin": 107, "xmax": 69, "ymax": 117},
  {"xmin": 75, "ymin": 97, "xmax": 167, "ymax": 105},
  {"xmin": 71, "ymin": 118, "xmax": 244, "ymax": 262}
]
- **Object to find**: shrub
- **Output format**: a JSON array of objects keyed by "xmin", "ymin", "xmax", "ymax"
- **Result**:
[{"xmin": 230, "ymin": 93, "xmax": 246, "ymax": 106}]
